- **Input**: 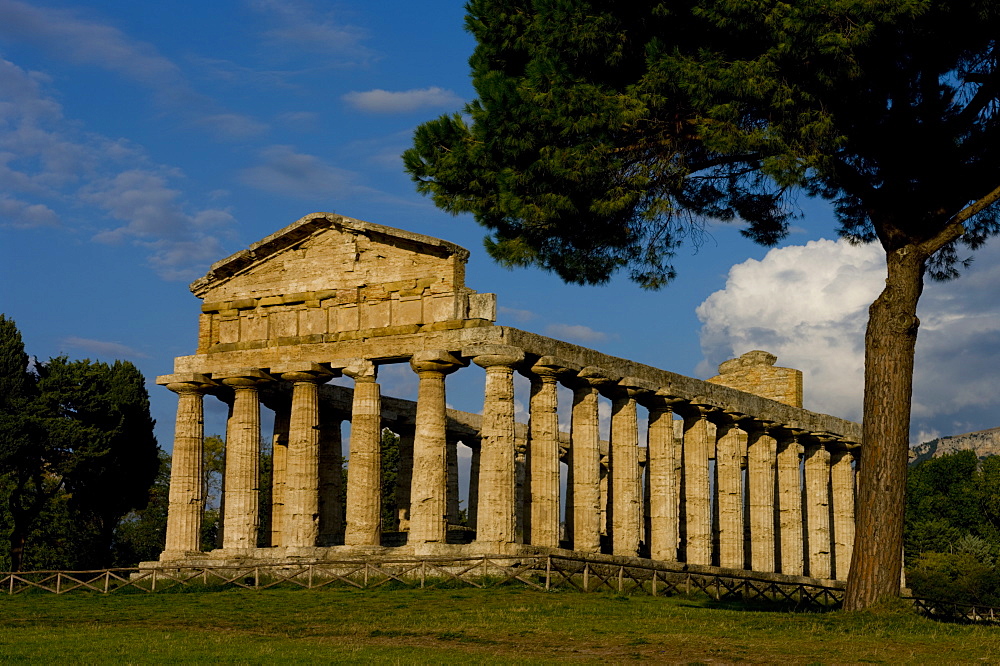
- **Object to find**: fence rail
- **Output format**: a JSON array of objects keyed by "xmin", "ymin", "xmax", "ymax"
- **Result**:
[{"xmin": 1, "ymin": 554, "xmax": 994, "ymax": 624}]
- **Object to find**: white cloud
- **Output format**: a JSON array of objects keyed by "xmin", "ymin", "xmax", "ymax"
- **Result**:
[
  {"xmin": 0, "ymin": 57, "xmax": 236, "ymax": 280},
  {"xmin": 342, "ymin": 87, "xmax": 463, "ymax": 114},
  {"xmin": 0, "ymin": 196, "xmax": 58, "ymax": 228},
  {"xmin": 240, "ymin": 144, "xmax": 374, "ymax": 201},
  {"xmin": 544, "ymin": 323, "xmax": 612, "ymax": 344},
  {"xmin": 195, "ymin": 113, "xmax": 269, "ymax": 139},
  {"xmin": 0, "ymin": 0, "xmax": 183, "ymax": 89},
  {"xmin": 247, "ymin": 0, "xmax": 372, "ymax": 61},
  {"xmin": 696, "ymin": 238, "xmax": 1000, "ymax": 442},
  {"xmin": 498, "ymin": 306, "xmax": 536, "ymax": 324},
  {"xmin": 62, "ymin": 336, "xmax": 149, "ymax": 360}
]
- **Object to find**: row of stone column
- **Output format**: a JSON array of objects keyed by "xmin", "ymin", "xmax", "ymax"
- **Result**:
[{"xmin": 162, "ymin": 349, "xmax": 856, "ymax": 580}]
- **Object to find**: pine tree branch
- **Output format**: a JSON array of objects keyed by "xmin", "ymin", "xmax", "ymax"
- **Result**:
[{"xmin": 919, "ymin": 182, "xmax": 1000, "ymax": 255}]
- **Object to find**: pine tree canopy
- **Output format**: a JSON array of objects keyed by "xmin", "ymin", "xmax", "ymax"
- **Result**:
[{"xmin": 404, "ymin": 0, "xmax": 1000, "ymax": 287}]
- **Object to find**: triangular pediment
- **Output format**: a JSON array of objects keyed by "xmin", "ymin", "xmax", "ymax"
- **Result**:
[{"xmin": 190, "ymin": 212, "xmax": 469, "ymax": 301}]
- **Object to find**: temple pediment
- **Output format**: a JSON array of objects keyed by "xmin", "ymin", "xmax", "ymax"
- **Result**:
[{"xmin": 188, "ymin": 213, "xmax": 495, "ymax": 353}]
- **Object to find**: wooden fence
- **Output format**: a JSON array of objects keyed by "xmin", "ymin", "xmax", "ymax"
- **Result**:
[{"xmin": 1, "ymin": 553, "xmax": 995, "ymax": 624}]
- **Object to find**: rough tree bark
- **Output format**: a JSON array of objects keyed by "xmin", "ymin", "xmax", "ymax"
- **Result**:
[
  {"xmin": 843, "ymin": 183, "xmax": 1000, "ymax": 609},
  {"xmin": 844, "ymin": 244, "xmax": 925, "ymax": 610}
]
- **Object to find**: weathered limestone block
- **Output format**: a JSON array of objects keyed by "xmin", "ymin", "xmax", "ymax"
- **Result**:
[
  {"xmin": 831, "ymin": 449, "xmax": 856, "ymax": 580},
  {"xmin": 804, "ymin": 440, "xmax": 833, "ymax": 578},
  {"xmin": 714, "ymin": 416, "xmax": 746, "ymax": 569},
  {"xmin": 470, "ymin": 345, "xmax": 526, "ymax": 548},
  {"xmin": 747, "ymin": 425, "xmax": 778, "ymax": 572},
  {"xmin": 776, "ymin": 434, "xmax": 805, "ymax": 575},
  {"xmin": 343, "ymin": 361, "xmax": 382, "ymax": 546},
  {"xmin": 219, "ymin": 369, "xmax": 271, "ymax": 549},
  {"xmin": 409, "ymin": 351, "xmax": 463, "ymax": 543},
  {"xmin": 162, "ymin": 375, "xmax": 213, "ymax": 556},
  {"xmin": 706, "ymin": 350, "xmax": 804, "ymax": 408},
  {"xmin": 681, "ymin": 405, "xmax": 713, "ymax": 566}
]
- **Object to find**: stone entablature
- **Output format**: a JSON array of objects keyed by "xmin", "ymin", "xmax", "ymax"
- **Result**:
[{"xmin": 152, "ymin": 213, "xmax": 860, "ymax": 584}]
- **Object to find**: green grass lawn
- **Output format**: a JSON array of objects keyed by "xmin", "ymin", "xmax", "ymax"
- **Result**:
[{"xmin": 1, "ymin": 585, "xmax": 997, "ymax": 664}]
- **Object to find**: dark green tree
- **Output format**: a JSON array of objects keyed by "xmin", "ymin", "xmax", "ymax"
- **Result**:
[
  {"xmin": 405, "ymin": 0, "xmax": 1000, "ymax": 609},
  {"xmin": 0, "ymin": 315, "xmax": 160, "ymax": 570},
  {"xmin": 34, "ymin": 357, "xmax": 160, "ymax": 568},
  {"xmin": 112, "ymin": 450, "xmax": 171, "ymax": 566},
  {"xmin": 381, "ymin": 429, "xmax": 400, "ymax": 531}
]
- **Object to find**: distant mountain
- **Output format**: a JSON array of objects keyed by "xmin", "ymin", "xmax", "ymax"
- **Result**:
[{"xmin": 910, "ymin": 427, "xmax": 1000, "ymax": 465}]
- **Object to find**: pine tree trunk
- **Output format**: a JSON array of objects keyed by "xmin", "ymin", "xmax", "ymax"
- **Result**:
[{"xmin": 844, "ymin": 245, "xmax": 925, "ymax": 610}]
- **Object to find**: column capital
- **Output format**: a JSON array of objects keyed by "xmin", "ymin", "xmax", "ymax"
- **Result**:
[
  {"xmin": 525, "ymin": 355, "xmax": 580, "ymax": 380},
  {"xmin": 158, "ymin": 373, "xmax": 215, "ymax": 393},
  {"xmin": 465, "ymin": 344, "xmax": 525, "ymax": 369},
  {"xmin": 618, "ymin": 376, "xmax": 660, "ymax": 399},
  {"xmin": 567, "ymin": 365, "xmax": 619, "ymax": 390},
  {"xmin": 163, "ymin": 374, "xmax": 216, "ymax": 395},
  {"xmin": 274, "ymin": 361, "xmax": 335, "ymax": 384},
  {"xmin": 410, "ymin": 350, "xmax": 464, "ymax": 375},
  {"xmin": 218, "ymin": 368, "xmax": 272, "ymax": 389},
  {"xmin": 342, "ymin": 358, "xmax": 378, "ymax": 381}
]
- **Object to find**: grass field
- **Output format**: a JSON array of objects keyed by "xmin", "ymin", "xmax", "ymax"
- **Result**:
[{"xmin": 1, "ymin": 585, "xmax": 998, "ymax": 663}]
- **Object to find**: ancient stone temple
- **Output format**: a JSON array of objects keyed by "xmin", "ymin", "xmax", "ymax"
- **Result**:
[{"xmin": 154, "ymin": 212, "xmax": 861, "ymax": 580}]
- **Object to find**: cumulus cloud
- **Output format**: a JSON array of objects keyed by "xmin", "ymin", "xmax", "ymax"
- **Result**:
[
  {"xmin": 62, "ymin": 336, "xmax": 150, "ymax": 360},
  {"xmin": 696, "ymin": 238, "xmax": 1000, "ymax": 441},
  {"xmin": 342, "ymin": 87, "xmax": 463, "ymax": 114},
  {"xmin": 0, "ymin": 57, "xmax": 236, "ymax": 280},
  {"xmin": 544, "ymin": 323, "xmax": 612, "ymax": 344}
]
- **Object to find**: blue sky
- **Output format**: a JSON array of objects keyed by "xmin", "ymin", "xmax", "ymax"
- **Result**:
[{"xmin": 3, "ymin": 0, "xmax": 1000, "ymax": 452}]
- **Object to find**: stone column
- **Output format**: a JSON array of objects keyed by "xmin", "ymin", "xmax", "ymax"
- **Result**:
[
  {"xmin": 776, "ymin": 432, "xmax": 804, "ymax": 575},
  {"xmin": 646, "ymin": 397, "xmax": 678, "ymax": 562},
  {"xmin": 446, "ymin": 436, "xmax": 460, "ymax": 525},
  {"xmin": 279, "ymin": 364, "xmax": 330, "ymax": 548},
  {"xmin": 747, "ymin": 422, "xmax": 778, "ymax": 572},
  {"xmin": 394, "ymin": 425, "xmax": 415, "ymax": 531},
  {"xmin": 269, "ymin": 399, "xmax": 290, "ymax": 548},
  {"xmin": 344, "ymin": 360, "xmax": 382, "ymax": 546},
  {"xmin": 803, "ymin": 440, "xmax": 833, "ymax": 578},
  {"xmin": 608, "ymin": 381, "xmax": 646, "ymax": 556},
  {"xmin": 514, "ymin": 438, "xmax": 528, "ymax": 543},
  {"xmin": 568, "ymin": 369, "xmax": 609, "ymax": 553},
  {"xmin": 470, "ymin": 345, "xmax": 526, "ymax": 549},
  {"xmin": 714, "ymin": 414, "xmax": 746, "ymax": 570},
  {"xmin": 804, "ymin": 438, "xmax": 832, "ymax": 579},
  {"xmin": 831, "ymin": 447, "xmax": 856, "ymax": 580},
  {"xmin": 162, "ymin": 375, "xmax": 213, "ymax": 556},
  {"xmin": 220, "ymin": 369, "xmax": 270, "ymax": 549},
  {"xmin": 468, "ymin": 439, "xmax": 481, "ymax": 530},
  {"xmin": 525, "ymin": 358, "xmax": 565, "ymax": 548},
  {"xmin": 680, "ymin": 404, "xmax": 713, "ymax": 565},
  {"xmin": 409, "ymin": 350, "xmax": 463, "ymax": 544},
  {"xmin": 317, "ymin": 405, "xmax": 344, "ymax": 546}
]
